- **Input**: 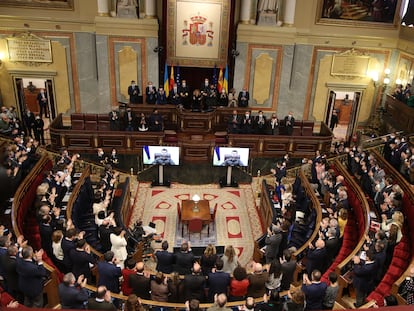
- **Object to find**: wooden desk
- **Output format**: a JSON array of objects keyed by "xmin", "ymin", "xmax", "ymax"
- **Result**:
[{"xmin": 181, "ymin": 200, "xmax": 211, "ymax": 224}]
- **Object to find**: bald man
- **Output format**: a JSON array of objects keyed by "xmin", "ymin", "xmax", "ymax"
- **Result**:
[
  {"xmin": 306, "ymin": 239, "xmax": 327, "ymax": 275},
  {"xmin": 184, "ymin": 262, "xmax": 206, "ymax": 302},
  {"xmin": 129, "ymin": 261, "xmax": 151, "ymax": 299},
  {"xmin": 247, "ymin": 263, "xmax": 269, "ymax": 298},
  {"xmin": 207, "ymin": 293, "xmax": 232, "ymax": 311}
]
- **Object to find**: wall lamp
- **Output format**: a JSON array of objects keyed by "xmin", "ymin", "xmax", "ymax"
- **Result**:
[{"xmin": 371, "ymin": 68, "xmax": 390, "ymax": 88}]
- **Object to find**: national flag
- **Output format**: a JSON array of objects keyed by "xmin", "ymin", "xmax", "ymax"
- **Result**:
[
  {"xmin": 217, "ymin": 67, "xmax": 224, "ymax": 93},
  {"xmin": 169, "ymin": 65, "xmax": 175, "ymax": 91},
  {"xmin": 144, "ymin": 145, "xmax": 150, "ymax": 160},
  {"xmin": 215, "ymin": 146, "xmax": 221, "ymax": 161},
  {"xmin": 176, "ymin": 66, "xmax": 181, "ymax": 87},
  {"xmin": 163, "ymin": 63, "xmax": 169, "ymax": 98},
  {"xmin": 212, "ymin": 64, "xmax": 217, "ymax": 88},
  {"xmin": 223, "ymin": 64, "xmax": 229, "ymax": 93}
]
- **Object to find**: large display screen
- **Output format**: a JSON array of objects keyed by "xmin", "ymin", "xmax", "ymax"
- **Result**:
[
  {"xmin": 143, "ymin": 146, "xmax": 180, "ymax": 166},
  {"xmin": 212, "ymin": 147, "xmax": 249, "ymax": 167}
]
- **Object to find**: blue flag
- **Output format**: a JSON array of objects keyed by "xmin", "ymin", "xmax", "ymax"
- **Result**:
[
  {"xmin": 176, "ymin": 66, "xmax": 181, "ymax": 87},
  {"xmin": 212, "ymin": 64, "xmax": 217, "ymax": 88},
  {"xmin": 144, "ymin": 145, "xmax": 150, "ymax": 160},
  {"xmin": 215, "ymin": 146, "xmax": 221, "ymax": 161}
]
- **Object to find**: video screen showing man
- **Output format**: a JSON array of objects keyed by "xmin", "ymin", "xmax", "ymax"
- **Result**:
[
  {"xmin": 222, "ymin": 150, "xmax": 244, "ymax": 167},
  {"xmin": 152, "ymin": 148, "xmax": 175, "ymax": 165}
]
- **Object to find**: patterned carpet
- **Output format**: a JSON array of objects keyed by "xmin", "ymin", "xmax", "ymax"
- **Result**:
[{"xmin": 129, "ymin": 182, "xmax": 263, "ymax": 267}]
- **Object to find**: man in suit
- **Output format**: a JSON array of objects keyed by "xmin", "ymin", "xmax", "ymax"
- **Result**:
[
  {"xmin": 61, "ymin": 228, "xmax": 82, "ymax": 273},
  {"xmin": 353, "ymin": 250, "xmax": 377, "ymax": 307},
  {"xmin": 149, "ymin": 108, "xmax": 164, "ymax": 132},
  {"xmin": 247, "ymin": 263, "xmax": 268, "ymax": 298},
  {"xmin": 227, "ymin": 110, "xmax": 241, "ymax": 134},
  {"xmin": 301, "ymin": 270, "xmax": 327, "ymax": 310},
  {"xmin": 97, "ymin": 251, "xmax": 122, "ymax": 294},
  {"xmin": 240, "ymin": 110, "xmax": 254, "ymax": 134},
  {"xmin": 129, "ymin": 261, "xmax": 151, "ymax": 299},
  {"xmin": 155, "ymin": 240, "xmax": 174, "ymax": 273},
  {"xmin": 108, "ymin": 109, "xmax": 120, "ymax": 131},
  {"xmin": 128, "ymin": 80, "xmax": 140, "ymax": 104},
  {"xmin": 37, "ymin": 88, "xmax": 49, "ymax": 118},
  {"xmin": 70, "ymin": 238, "xmax": 97, "ymax": 280},
  {"xmin": 306, "ymin": 238, "xmax": 327, "ymax": 275},
  {"xmin": 183, "ymin": 262, "xmax": 206, "ymax": 302},
  {"xmin": 58, "ymin": 272, "xmax": 89, "ymax": 309},
  {"xmin": 207, "ymin": 259, "xmax": 230, "ymax": 302},
  {"xmin": 179, "ymin": 80, "xmax": 190, "ymax": 109},
  {"xmin": 264, "ymin": 224, "xmax": 282, "ymax": 263},
  {"xmin": 325, "ymin": 227, "xmax": 340, "ymax": 266},
  {"xmin": 16, "ymin": 246, "xmax": 48, "ymax": 308},
  {"xmin": 284, "ymin": 111, "xmax": 295, "ymax": 135},
  {"xmin": 2, "ymin": 244, "xmax": 23, "ymax": 302},
  {"xmin": 169, "ymin": 83, "xmax": 182, "ymax": 107},
  {"xmin": 145, "ymin": 81, "xmax": 157, "ymax": 104},
  {"xmin": 254, "ymin": 110, "xmax": 267, "ymax": 134},
  {"xmin": 23, "ymin": 109, "xmax": 36, "ymax": 138},
  {"xmin": 87, "ymin": 285, "xmax": 116, "ymax": 310},
  {"xmin": 281, "ymin": 248, "xmax": 297, "ymax": 291},
  {"xmin": 34, "ymin": 114, "xmax": 45, "ymax": 145},
  {"xmin": 238, "ymin": 87, "xmax": 249, "ymax": 107},
  {"xmin": 123, "ymin": 107, "xmax": 136, "ymax": 131},
  {"xmin": 174, "ymin": 242, "xmax": 195, "ymax": 275}
]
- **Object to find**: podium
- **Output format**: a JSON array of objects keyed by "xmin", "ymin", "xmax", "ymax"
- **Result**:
[
  {"xmin": 219, "ymin": 166, "xmax": 239, "ymax": 188},
  {"xmin": 151, "ymin": 165, "xmax": 171, "ymax": 187}
]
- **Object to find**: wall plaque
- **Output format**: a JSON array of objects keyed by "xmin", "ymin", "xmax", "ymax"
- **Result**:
[
  {"xmin": 331, "ymin": 53, "xmax": 369, "ymax": 77},
  {"xmin": 7, "ymin": 37, "xmax": 52, "ymax": 63}
]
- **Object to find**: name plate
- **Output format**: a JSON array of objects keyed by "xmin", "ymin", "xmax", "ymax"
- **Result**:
[
  {"xmin": 7, "ymin": 38, "xmax": 52, "ymax": 63},
  {"xmin": 331, "ymin": 55, "xmax": 369, "ymax": 77}
]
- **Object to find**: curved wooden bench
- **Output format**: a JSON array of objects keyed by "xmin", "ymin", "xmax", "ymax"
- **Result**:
[
  {"xmin": 370, "ymin": 149, "xmax": 414, "ymax": 306},
  {"xmin": 11, "ymin": 152, "xmax": 61, "ymax": 308},
  {"xmin": 291, "ymin": 167, "xmax": 323, "ymax": 284},
  {"xmin": 329, "ymin": 159, "xmax": 371, "ymax": 308}
]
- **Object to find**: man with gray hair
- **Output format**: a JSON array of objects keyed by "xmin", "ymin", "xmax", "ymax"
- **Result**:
[
  {"xmin": 58, "ymin": 272, "xmax": 88, "ymax": 309},
  {"xmin": 207, "ymin": 293, "xmax": 232, "ymax": 311}
]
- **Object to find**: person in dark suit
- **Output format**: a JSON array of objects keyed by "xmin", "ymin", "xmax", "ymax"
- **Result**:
[
  {"xmin": 16, "ymin": 246, "xmax": 48, "ymax": 308},
  {"xmin": 284, "ymin": 111, "xmax": 295, "ymax": 135},
  {"xmin": 306, "ymin": 239, "xmax": 327, "ymax": 275},
  {"xmin": 247, "ymin": 263, "xmax": 268, "ymax": 298},
  {"xmin": 58, "ymin": 272, "xmax": 89, "ymax": 309},
  {"xmin": 352, "ymin": 250, "xmax": 377, "ymax": 307},
  {"xmin": 23, "ymin": 110, "xmax": 36, "ymax": 138},
  {"xmin": 148, "ymin": 108, "xmax": 164, "ymax": 132},
  {"xmin": 264, "ymin": 224, "xmax": 282, "ymax": 264},
  {"xmin": 254, "ymin": 110, "xmax": 267, "ymax": 134},
  {"xmin": 325, "ymin": 228, "xmax": 340, "ymax": 267},
  {"xmin": 240, "ymin": 110, "xmax": 254, "ymax": 134},
  {"xmin": 301, "ymin": 270, "xmax": 327, "ymax": 310},
  {"xmin": 128, "ymin": 80, "xmax": 141, "ymax": 104},
  {"xmin": 238, "ymin": 87, "xmax": 249, "ymax": 107},
  {"xmin": 87, "ymin": 285, "xmax": 116, "ymax": 310},
  {"xmin": 34, "ymin": 114, "xmax": 45, "ymax": 145},
  {"xmin": 109, "ymin": 109, "xmax": 120, "ymax": 131},
  {"xmin": 129, "ymin": 261, "xmax": 151, "ymax": 299},
  {"xmin": 97, "ymin": 251, "xmax": 122, "ymax": 294},
  {"xmin": 2, "ymin": 244, "xmax": 23, "ymax": 302},
  {"xmin": 146, "ymin": 81, "xmax": 157, "ymax": 104},
  {"xmin": 169, "ymin": 83, "xmax": 182, "ymax": 107},
  {"xmin": 37, "ymin": 88, "xmax": 49, "ymax": 118},
  {"xmin": 156, "ymin": 87, "xmax": 168, "ymax": 105},
  {"xmin": 174, "ymin": 242, "xmax": 195, "ymax": 275},
  {"xmin": 280, "ymin": 249, "xmax": 297, "ymax": 291},
  {"xmin": 155, "ymin": 240, "xmax": 174, "ymax": 274},
  {"xmin": 61, "ymin": 228, "xmax": 81, "ymax": 273},
  {"xmin": 70, "ymin": 239, "xmax": 97, "ymax": 280},
  {"xmin": 183, "ymin": 262, "xmax": 206, "ymax": 302},
  {"xmin": 179, "ymin": 80, "xmax": 190, "ymax": 109},
  {"xmin": 123, "ymin": 108, "xmax": 136, "ymax": 131},
  {"xmin": 207, "ymin": 259, "xmax": 230, "ymax": 302},
  {"xmin": 227, "ymin": 110, "xmax": 241, "ymax": 134}
]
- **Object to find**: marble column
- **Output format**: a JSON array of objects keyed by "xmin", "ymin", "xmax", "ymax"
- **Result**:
[
  {"xmin": 283, "ymin": 0, "xmax": 296, "ymax": 26},
  {"xmin": 144, "ymin": 0, "xmax": 157, "ymax": 19},
  {"xmin": 97, "ymin": 0, "xmax": 110, "ymax": 16},
  {"xmin": 240, "ymin": 0, "xmax": 253, "ymax": 24}
]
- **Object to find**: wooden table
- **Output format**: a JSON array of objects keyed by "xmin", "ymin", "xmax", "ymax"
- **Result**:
[{"xmin": 181, "ymin": 199, "xmax": 211, "ymax": 224}]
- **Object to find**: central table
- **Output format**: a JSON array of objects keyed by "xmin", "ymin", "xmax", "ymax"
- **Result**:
[{"xmin": 181, "ymin": 199, "xmax": 211, "ymax": 224}]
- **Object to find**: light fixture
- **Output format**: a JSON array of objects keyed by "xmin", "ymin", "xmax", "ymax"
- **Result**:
[
  {"xmin": 192, "ymin": 194, "xmax": 200, "ymax": 212},
  {"xmin": 396, "ymin": 78, "xmax": 402, "ymax": 85},
  {"xmin": 371, "ymin": 71, "xmax": 379, "ymax": 87}
]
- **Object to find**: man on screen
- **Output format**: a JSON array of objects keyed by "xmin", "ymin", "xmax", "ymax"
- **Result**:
[
  {"xmin": 152, "ymin": 148, "xmax": 175, "ymax": 165},
  {"xmin": 221, "ymin": 150, "xmax": 244, "ymax": 167}
]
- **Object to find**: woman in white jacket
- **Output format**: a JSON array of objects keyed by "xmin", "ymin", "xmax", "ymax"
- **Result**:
[{"xmin": 110, "ymin": 226, "xmax": 128, "ymax": 269}]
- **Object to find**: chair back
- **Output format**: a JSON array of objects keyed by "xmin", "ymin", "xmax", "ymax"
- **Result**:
[
  {"xmin": 211, "ymin": 203, "xmax": 218, "ymax": 221},
  {"xmin": 188, "ymin": 218, "xmax": 203, "ymax": 233},
  {"xmin": 177, "ymin": 202, "xmax": 181, "ymax": 220}
]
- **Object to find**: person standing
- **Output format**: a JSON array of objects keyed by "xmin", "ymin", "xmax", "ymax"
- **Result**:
[
  {"xmin": 16, "ymin": 246, "xmax": 48, "ymax": 308},
  {"xmin": 156, "ymin": 87, "xmax": 168, "ymax": 105},
  {"xmin": 123, "ymin": 108, "xmax": 136, "ymax": 131},
  {"xmin": 238, "ymin": 87, "xmax": 249, "ymax": 107},
  {"xmin": 264, "ymin": 225, "xmax": 282, "ymax": 264},
  {"xmin": 268, "ymin": 113, "xmax": 279, "ymax": 135},
  {"xmin": 352, "ymin": 250, "xmax": 377, "ymax": 307},
  {"xmin": 330, "ymin": 110, "xmax": 339, "ymax": 131},
  {"xmin": 149, "ymin": 108, "xmax": 164, "ymax": 132},
  {"xmin": 255, "ymin": 110, "xmax": 267, "ymax": 134},
  {"xmin": 155, "ymin": 240, "xmax": 174, "ymax": 274},
  {"xmin": 301, "ymin": 270, "xmax": 327, "ymax": 310},
  {"xmin": 128, "ymin": 80, "xmax": 141, "ymax": 104},
  {"xmin": 58, "ymin": 272, "xmax": 89, "ymax": 309},
  {"xmin": 170, "ymin": 83, "xmax": 182, "ymax": 107},
  {"xmin": 37, "ymin": 89, "xmax": 49, "ymax": 118},
  {"xmin": 146, "ymin": 81, "xmax": 157, "ymax": 104},
  {"xmin": 180, "ymin": 80, "xmax": 190, "ymax": 109},
  {"xmin": 34, "ymin": 114, "xmax": 45, "ymax": 145},
  {"xmin": 23, "ymin": 109, "xmax": 36, "ymax": 138},
  {"xmin": 97, "ymin": 251, "xmax": 122, "ymax": 294},
  {"xmin": 284, "ymin": 112, "xmax": 295, "ymax": 135},
  {"xmin": 109, "ymin": 109, "xmax": 120, "ymax": 131}
]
